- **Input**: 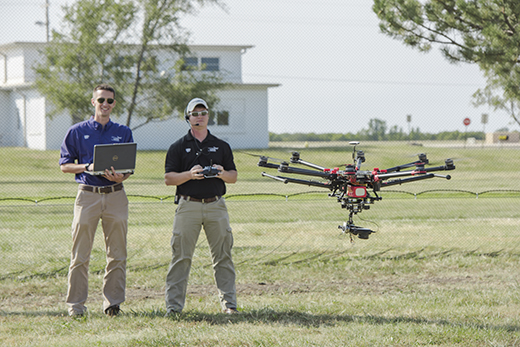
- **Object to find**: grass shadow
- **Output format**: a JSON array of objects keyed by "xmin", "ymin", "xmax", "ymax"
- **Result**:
[
  {"xmin": 2, "ymin": 307, "xmax": 519, "ymax": 335},
  {"xmin": 143, "ymin": 308, "xmax": 520, "ymax": 332}
]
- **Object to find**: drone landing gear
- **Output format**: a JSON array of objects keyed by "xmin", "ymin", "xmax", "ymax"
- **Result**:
[{"xmin": 338, "ymin": 213, "xmax": 375, "ymax": 240}]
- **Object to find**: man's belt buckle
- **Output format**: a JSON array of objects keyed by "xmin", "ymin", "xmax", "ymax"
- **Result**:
[{"xmin": 96, "ymin": 185, "xmax": 114, "ymax": 194}]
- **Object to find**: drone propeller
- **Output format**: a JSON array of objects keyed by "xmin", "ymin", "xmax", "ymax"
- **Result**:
[
  {"xmin": 237, "ymin": 151, "xmax": 287, "ymax": 163},
  {"xmin": 408, "ymin": 152, "xmax": 426, "ymax": 157},
  {"xmin": 406, "ymin": 153, "xmax": 465, "ymax": 166}
]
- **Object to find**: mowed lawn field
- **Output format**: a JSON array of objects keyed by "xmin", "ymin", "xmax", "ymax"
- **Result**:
[{"xmin": 1, "ymin": 141, "xmax": 519, "ymax": 346}]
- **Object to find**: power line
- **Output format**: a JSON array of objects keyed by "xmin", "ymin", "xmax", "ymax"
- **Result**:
[
  {"xmin": 187, "ymin": 15, "xmax": 375, "ymax": 28},
  {"xmin": 243, "ymin": 73, "xmax": 484, "ymax": 87},
  {"xmin": 1, "ymin": 1, "xmax": 42, "ymax": 6}
]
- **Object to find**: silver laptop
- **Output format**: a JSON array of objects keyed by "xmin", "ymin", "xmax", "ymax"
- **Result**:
[{"xmin": 86, "ymin": 142, "xmax": 137, "ymax": 175}]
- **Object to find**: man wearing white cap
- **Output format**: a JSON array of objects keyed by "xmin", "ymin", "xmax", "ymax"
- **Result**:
[{"xmin": 164, "ymin": 97, "xmax": 238, "ymax": 315}]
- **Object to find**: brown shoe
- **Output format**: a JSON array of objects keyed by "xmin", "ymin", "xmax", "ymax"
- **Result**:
[{"xmin": 224, "ymin": 308, "xmax": 238, "ymax": 314}]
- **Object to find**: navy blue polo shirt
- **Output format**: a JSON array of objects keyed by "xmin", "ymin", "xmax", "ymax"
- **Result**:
[
  {"xmin": 59, "ymin": 116, "xmax": 134, "ymax": 186},
  {"xmin": 165, "ymin": 130, "xmax": 236, "ymax": 198}
]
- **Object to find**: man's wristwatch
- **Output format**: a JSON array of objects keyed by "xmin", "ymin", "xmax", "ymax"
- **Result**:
[{"xmin": 84, "ymin": 163, "xmax": 90, "ymax": 171}]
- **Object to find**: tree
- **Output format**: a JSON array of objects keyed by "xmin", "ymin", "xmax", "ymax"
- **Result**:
[
  {"xmin": 367, "ymin": 118, "xmax": 388, "ymax": 140},
  {"xmin": 472, "ymin": 78, "xmax": 520, "ymax": 127},
  {"xmin": 387, "ymin": 124, "xmax": 405, "ymax": 140},
  {"xmin": 372, "ymin": 0, "xmax": 520, "ymax": 127},
  {"xmin": 35, "ymin": 0, "xmax": 229, "ymax": 129}
]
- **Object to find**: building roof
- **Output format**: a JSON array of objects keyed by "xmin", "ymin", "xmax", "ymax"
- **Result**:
[{"xmin": 0, "ymin": 41, "xmax": 254, "ymax": 52}]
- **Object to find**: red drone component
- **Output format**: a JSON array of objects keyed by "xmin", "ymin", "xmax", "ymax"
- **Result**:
[
  {"xmin": 372, "ymin": 170, "xmax": 380, "ymax": 182},
  {"xmin": 347, "ymin": 185, "xmax": 367, "ymax": 198}
]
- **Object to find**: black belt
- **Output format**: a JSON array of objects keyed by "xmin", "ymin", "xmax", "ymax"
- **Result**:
[
  {"xmin": 80, "ymin": 183, "xmax": 124, "ymax": 194},
  {"xmin": 180, "ymin": 195, "xmax": 220, "ymax": 203}
]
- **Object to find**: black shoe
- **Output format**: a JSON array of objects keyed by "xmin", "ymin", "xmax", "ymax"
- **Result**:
[
  {"xmin": 69, "ymin": 311, "xmax": 85, "ymax": 317},
  {"xmin": 105, "ymin": 305, "xmax": 121, "ymax": 317},
  {"xmin": 165, "ymin": 309, "xmax": 182, "ymax": 317}
]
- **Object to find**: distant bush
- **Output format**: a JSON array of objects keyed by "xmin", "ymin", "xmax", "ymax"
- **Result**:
[{"xmin": 270, "ymin": 130, "xmax": 489, "ymax": 141}]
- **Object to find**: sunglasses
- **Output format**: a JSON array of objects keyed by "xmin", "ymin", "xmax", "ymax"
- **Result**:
[
  {"xmin": 189, "ymin": 110, "xmax": 209, "ymax": 117},
  {"xmin": 96, "ymin": 98, "xmax": 115, "ymax": 104}
]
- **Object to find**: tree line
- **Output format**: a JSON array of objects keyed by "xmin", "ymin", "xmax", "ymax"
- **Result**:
[{"xmin": 269, "ymin": 118, "xmax": 495, "ymax": 142}]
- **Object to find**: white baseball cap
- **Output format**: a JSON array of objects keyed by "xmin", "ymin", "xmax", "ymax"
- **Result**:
[{"xmin": 186, "ymin": 98, "xmax": 208, "ymax": 114}]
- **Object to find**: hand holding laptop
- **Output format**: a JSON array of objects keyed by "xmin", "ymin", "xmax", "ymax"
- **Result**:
[{"xmin": 103, "ymin": 166, "xmax": 129, "ymax": 183}]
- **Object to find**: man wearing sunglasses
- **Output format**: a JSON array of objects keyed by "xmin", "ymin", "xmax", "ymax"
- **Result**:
[
  {"xmin": 59, "ymin": 84, "xmax": 133, "ymax": 317},
  {"xmin": 164, "ymin": 97, "xmax": 238, "ymax": 315}
]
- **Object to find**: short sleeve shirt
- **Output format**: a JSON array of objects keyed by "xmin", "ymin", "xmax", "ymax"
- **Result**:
[
  {"xmin": 59, "ymin": 116, "xmax": 134, "ymax": 186},
  {"xmin": 165, "ymin": 130, "xmax": 236, "ymax": 198}
]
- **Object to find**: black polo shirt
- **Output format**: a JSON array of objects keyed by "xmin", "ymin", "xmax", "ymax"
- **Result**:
[{"xmin": 165, "ymin": 130, "xmax": 236, "ymax": 198}]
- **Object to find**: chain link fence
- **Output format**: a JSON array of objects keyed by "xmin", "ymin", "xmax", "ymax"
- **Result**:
[
  {"xmin": 1, "ymin": 3, "xmax": 519, "ymax": 281},
  {"xmin": 2, "ymin": 187, "xmax": 520, "ymax": 279}
]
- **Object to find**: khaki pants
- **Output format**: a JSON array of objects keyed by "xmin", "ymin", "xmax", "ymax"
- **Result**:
[
  {"xmin": 165, "ymin": 197, "xmax": 236, "ymax": 312},
  {"xmin": 66, "ymin": 186, "xmax": 128, "ymax": 315}
]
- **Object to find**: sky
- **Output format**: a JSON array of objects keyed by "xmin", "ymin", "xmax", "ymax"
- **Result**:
[{"xmin": 0, "ymin": 0, "xmax": 516, "ymax": 134}]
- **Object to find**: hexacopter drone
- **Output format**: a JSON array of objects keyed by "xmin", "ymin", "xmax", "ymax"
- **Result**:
[{"xmin": 257, "ymin": 142, "xmax": 455, "ymax": 240}]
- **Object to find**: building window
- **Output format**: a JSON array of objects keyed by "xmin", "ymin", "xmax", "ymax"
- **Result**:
[
  {"xmin": 181, "ymin": 57, "xmax": 220, "ymax": 71},
  {"xmin": 216, "ymin": 110, "xmax": 229, "ymax": 125},
  {"xmin": 208, "ymin": 110, "xmax": 229, "ymax": 126},
  {"xmin": 201, "ymin": 57, "xmax": 219, "ymax": 71},
  {"xmin": 181, "ymin": 57, "xmax": 198, "ymax": 71}
]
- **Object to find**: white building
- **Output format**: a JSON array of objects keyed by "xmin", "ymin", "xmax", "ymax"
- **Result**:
[{"xmin": 0, "ymin": 42, "xmax": 279, "ymax": 150}]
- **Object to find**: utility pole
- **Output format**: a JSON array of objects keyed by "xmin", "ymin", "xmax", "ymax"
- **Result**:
[
  {"xmin": 406, "ymin": 114, "xmax": 412, "ymax": 142},
  {"xmin": 35, "ymin": 0, "xmax": 50, "ymax": 42},
  {"xmin": 481, "ymin": 113, "xmax": 488, "ymax": 148}
]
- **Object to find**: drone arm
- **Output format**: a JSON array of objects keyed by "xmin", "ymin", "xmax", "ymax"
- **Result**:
[
  {"xmin": 423, "ymin": 163, "xmax": 456, "ymax": 172},
  {"xmin": 261, "ymin": 172, "xmax": 331, "ymax": 188},
  {"xmin": 290, "ymin": 152, "xmax": 326, "ymax": 171},
  {"xmin": 384, "ymin": 162, "xmax": 421, "ymax": 173},
  {"xmin": 381, "ymin": 173, "xmax": 436, "ymax": 187},
  {"xmin": 293, "ymin": 159, "xmax": 326, "ymax": 171},
  {"xmin": 379, "ymin": 159, "xmax": 455, "ymax": 179},
  {"xmin": 376, "ymin": 170, "xmax": 425, "ymax": 180},
  {"xmin": 261, "ymin": 172, "xmax": 288, "ymax": 183},
  {"xmin": 258, "ymin": 158, "xmax": 331, "ymax": 179},
  {"xmin": 279, "ymin": 165, "xmax": 332, "ymax": 179},
  {"xmin": 385, "ymin": 154, "xmax": 429, "ymax": 173},
  {"xmin": 258, "ymin": 161, "xmax": 281, "ymax": 170}
]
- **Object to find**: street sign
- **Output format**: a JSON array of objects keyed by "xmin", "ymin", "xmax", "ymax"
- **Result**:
[{"xmin": 463, "ymin": 117, "xmax": 471, "ymax": 126}]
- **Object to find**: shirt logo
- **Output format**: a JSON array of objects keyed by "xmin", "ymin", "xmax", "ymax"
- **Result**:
[
  {"xmin": 208, "ymin": 146, "xmax": 219, "ymax": 152},
  {"xmin": 111, "ymin": 136, "xmax": 122, "ymax": 142},
  {"xmin": 84, "ymin": 135, "xmax": 90, "ymax": 139},
  {"xmin": 185, "ymin": 148, "xmax": 192, "ymax": 153}
]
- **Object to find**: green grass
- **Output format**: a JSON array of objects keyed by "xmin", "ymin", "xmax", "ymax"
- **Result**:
[{"xmin": 1, "ymin": 142, "xmax": 520, "ymax": 346}]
